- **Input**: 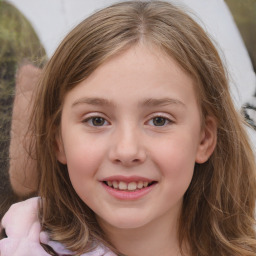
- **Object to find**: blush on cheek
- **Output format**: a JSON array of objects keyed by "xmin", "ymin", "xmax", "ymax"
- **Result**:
[
  {"xmin": 66, "ymin": 146, "xmax": 104, "ymax": 176},
  {"xmin": 158, "ymin": 146, "xmax": 195, "ymax": 181}
]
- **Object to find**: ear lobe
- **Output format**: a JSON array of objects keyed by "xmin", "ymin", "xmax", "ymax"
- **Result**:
[
  {"xmin": 55, "ymin": 134, "xmax": 67, "ymax": 164},
  {"xmin": 196, "ymin": 116, "xmax": 217, "ymax": 164}
]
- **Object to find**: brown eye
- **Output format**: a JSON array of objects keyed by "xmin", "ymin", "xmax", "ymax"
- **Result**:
[
  {"xmin": 152, "ymin": 117, "xmax": 168, "ymax": 126},
  {"xmin": 91, "ymin": 117, "xmax": 106, "ymax": 126},
  {"xmin": 83, "ymin": 115, "xmax": 110, "ymax": 127}
]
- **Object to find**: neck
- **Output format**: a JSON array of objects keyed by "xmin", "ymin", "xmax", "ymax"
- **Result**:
[{"xmin": 99, "ymin": 212, "xmax": 189, "ymax": 256}]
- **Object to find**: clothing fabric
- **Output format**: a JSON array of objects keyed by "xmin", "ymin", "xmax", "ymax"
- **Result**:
[{"xmin": 0, "ymin": 197, "xmax": 116, "ymax": 256}]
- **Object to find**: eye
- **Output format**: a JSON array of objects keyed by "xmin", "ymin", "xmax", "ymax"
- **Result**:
[
  {"xmin": 84, "ymin": 116, "xmax": 109, "ymax": 126},
  {"xmin": 148, "ymin": 116, "xmax": 172, "ymax": 127}
]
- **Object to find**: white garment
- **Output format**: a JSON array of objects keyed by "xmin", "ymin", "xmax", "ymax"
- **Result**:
[{"xmin": 0, "ymin": 198, "xmax": 116, "ymax": 256}]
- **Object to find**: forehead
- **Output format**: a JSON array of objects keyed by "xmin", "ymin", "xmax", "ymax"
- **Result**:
[{"xmin": 63, "ymin": 44, "xmax": 199, "ymax": 111}]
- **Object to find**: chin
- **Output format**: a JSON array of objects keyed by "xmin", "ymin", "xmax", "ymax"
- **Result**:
[{"xmin": 101, "ymin": 212, "xmax": 152, "ymax": 230}]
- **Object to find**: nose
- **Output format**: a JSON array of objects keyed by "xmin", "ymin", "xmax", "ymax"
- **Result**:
[{"xmin": 108, "ymin": 126, "xmax": 147, "ymax": 167}]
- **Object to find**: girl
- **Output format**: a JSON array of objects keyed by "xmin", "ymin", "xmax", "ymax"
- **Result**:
[{"xmin": 1, "ymin": 1, "xmax": 256, "ymax": 255}]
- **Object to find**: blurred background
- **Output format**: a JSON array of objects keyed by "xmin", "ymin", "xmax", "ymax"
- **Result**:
[{"xmin": 225, "ymin": 0, "xmax": 256, "ymax": 72}]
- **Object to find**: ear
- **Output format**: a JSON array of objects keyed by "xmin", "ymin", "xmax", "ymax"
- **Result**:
[
  {"xmin": 196, "ymin": 116, "xmax": 217, "ymax": 164},
  {"xmin": 55, "ymin": 133, "xmax": 67, "ymax": 164}
]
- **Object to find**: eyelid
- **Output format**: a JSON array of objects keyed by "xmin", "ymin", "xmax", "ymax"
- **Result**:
[
  {"xmin": 82, "ymin": 112, "xmax": 107, "ymax": 119},
  {"xmin": 147, "ymin": 112, "xmax": 174, "ymax": 120},
  {"xmin": 145, "ymin": 112, "xmax": 175, "ymax": 126},
  {"xmin": 82, "ymin": 112, "xmax": 110, "ymax": 126}
]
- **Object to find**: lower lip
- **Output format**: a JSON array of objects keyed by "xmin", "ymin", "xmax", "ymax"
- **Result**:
[{"xmin": 102, "ymin": 182, "xmax": 156, "ymax": 200}]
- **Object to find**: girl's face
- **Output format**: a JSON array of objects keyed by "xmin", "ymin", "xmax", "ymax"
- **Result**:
[{"xmin": 56, "ymin": 44, "xmax": 215, "ymax": 232}]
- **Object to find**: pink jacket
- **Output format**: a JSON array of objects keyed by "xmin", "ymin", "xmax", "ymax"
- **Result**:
[{"xmin": 0, "ymin": 198, "xmax": 116, "ymax": 256}]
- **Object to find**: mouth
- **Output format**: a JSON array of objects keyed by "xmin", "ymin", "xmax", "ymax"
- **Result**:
[{"xmin": 103, "ymin": 180, "xmax": 157, "ymax": 191}]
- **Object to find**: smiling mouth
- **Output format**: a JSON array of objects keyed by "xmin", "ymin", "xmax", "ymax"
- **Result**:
[{"xmin": 103, "ymin": 180, "xmax": 157, "ymax": 191}]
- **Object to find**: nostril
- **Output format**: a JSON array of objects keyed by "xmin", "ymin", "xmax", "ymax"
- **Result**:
[
  {"xmin": 0, "ymin": 228, "xmax": 7, "ymax": 238},
  {"xmin": 108, "ymin": 137, "xmax": 147, "ymax": 164},
  {"xmin": 113, "ymin": 158, "xmax": 142, "ymax": 166}
]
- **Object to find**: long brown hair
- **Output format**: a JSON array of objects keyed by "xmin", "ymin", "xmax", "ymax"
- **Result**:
[{"xmin": 31, "ymin": 1, "xmax": 256, "ymax": 255}]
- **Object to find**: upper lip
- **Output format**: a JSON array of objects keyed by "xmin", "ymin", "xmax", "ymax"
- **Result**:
[{"xmin": 101, "ymin": 175, "xmax": 155, "ymax": 183}]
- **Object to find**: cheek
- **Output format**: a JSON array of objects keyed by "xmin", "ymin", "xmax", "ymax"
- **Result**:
[
  {"xmin": 64, "ymin": 141, "xmax": 105, "ymax": 202},
  {"xmin": 152, "ymin": 134, "xmax": 198, "ymax": 185},
  {"xmin": 63, "ymin": 137, "xmax": 106, "ymax": 178}
]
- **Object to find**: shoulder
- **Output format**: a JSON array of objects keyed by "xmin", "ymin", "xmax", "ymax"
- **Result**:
[
  {"xmin": 1, "ymin": 197, "xmax": 39, "ymax": 233},
  {"xmin": 0, "ymin": 197, "xmax": 117, "ymax": 255},
  {"xmin": 80, "ymin": 243, "xmax": 117, "ymax": 256},
  {"xmin": 46, "ymin": 241, "xmax": 117, "ymax": 256},
  {"xmin": 0, "ymin": 197, "xmax": 51, "ymax": 255}
]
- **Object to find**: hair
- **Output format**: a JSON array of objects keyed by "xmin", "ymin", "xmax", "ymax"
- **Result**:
[{"xmin": 30, "ymin": 1, "xmax": 256, "ymax": 255}]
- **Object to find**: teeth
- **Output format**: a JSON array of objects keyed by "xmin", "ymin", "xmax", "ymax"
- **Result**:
[
  {"xmin": 137, "ymin": 181, "xmax": 143, "ymax": 189},
  {"xmin": 113, "ymin": 181, "xmax": 118, "ymax": 189},
  {"xmin": 127, "ymin": 182, "xmax": 137, "ymax": 191},
  {"xmin": 143, "ymin": 181, "xmax": 148, "ymax": 187},
  {"xmin": 105, "ymin": 180, "xmax": 153, "ymax": 191},
  {"xmin": 119, "ymin": 181, "xmax": 128, "ymax": 190}
]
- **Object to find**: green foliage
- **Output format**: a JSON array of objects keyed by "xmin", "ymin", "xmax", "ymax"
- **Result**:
[
  {"xmin": 225, "ymin": 0, "xmax": 256, "ymax": 72},
  {"xmin": 0, "ymin": 1, "xmax": 46, "ymax": 170}
]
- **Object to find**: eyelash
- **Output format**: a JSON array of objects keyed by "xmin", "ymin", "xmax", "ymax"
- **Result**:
[
  {"xmin": 82, "ymin": 114, "xmax": 173, "ymax": 127},
  {"xmin": 83, "ymin": 116, "xmax": 110, "ymax": 127},
  {"xmin": 147, "ymin": 115, "xmax": 173, "ymax": 127}
]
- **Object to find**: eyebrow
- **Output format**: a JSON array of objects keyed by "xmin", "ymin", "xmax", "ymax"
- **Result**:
[
  {"xmin": 72, "ymin": 97, "xmax": 114, "ymax": 107},
  {"xmin": 72, "ymin": 97, "xmax": 185, "ymax": 108},
  {"xmin": 140, "ymin": 98, "xmax": 186, "ymax": 108}
]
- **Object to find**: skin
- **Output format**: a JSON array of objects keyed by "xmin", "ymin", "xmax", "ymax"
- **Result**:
[{"xmin": 56, "ymin": 44, "xmax": 217, "ymax": 256}]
